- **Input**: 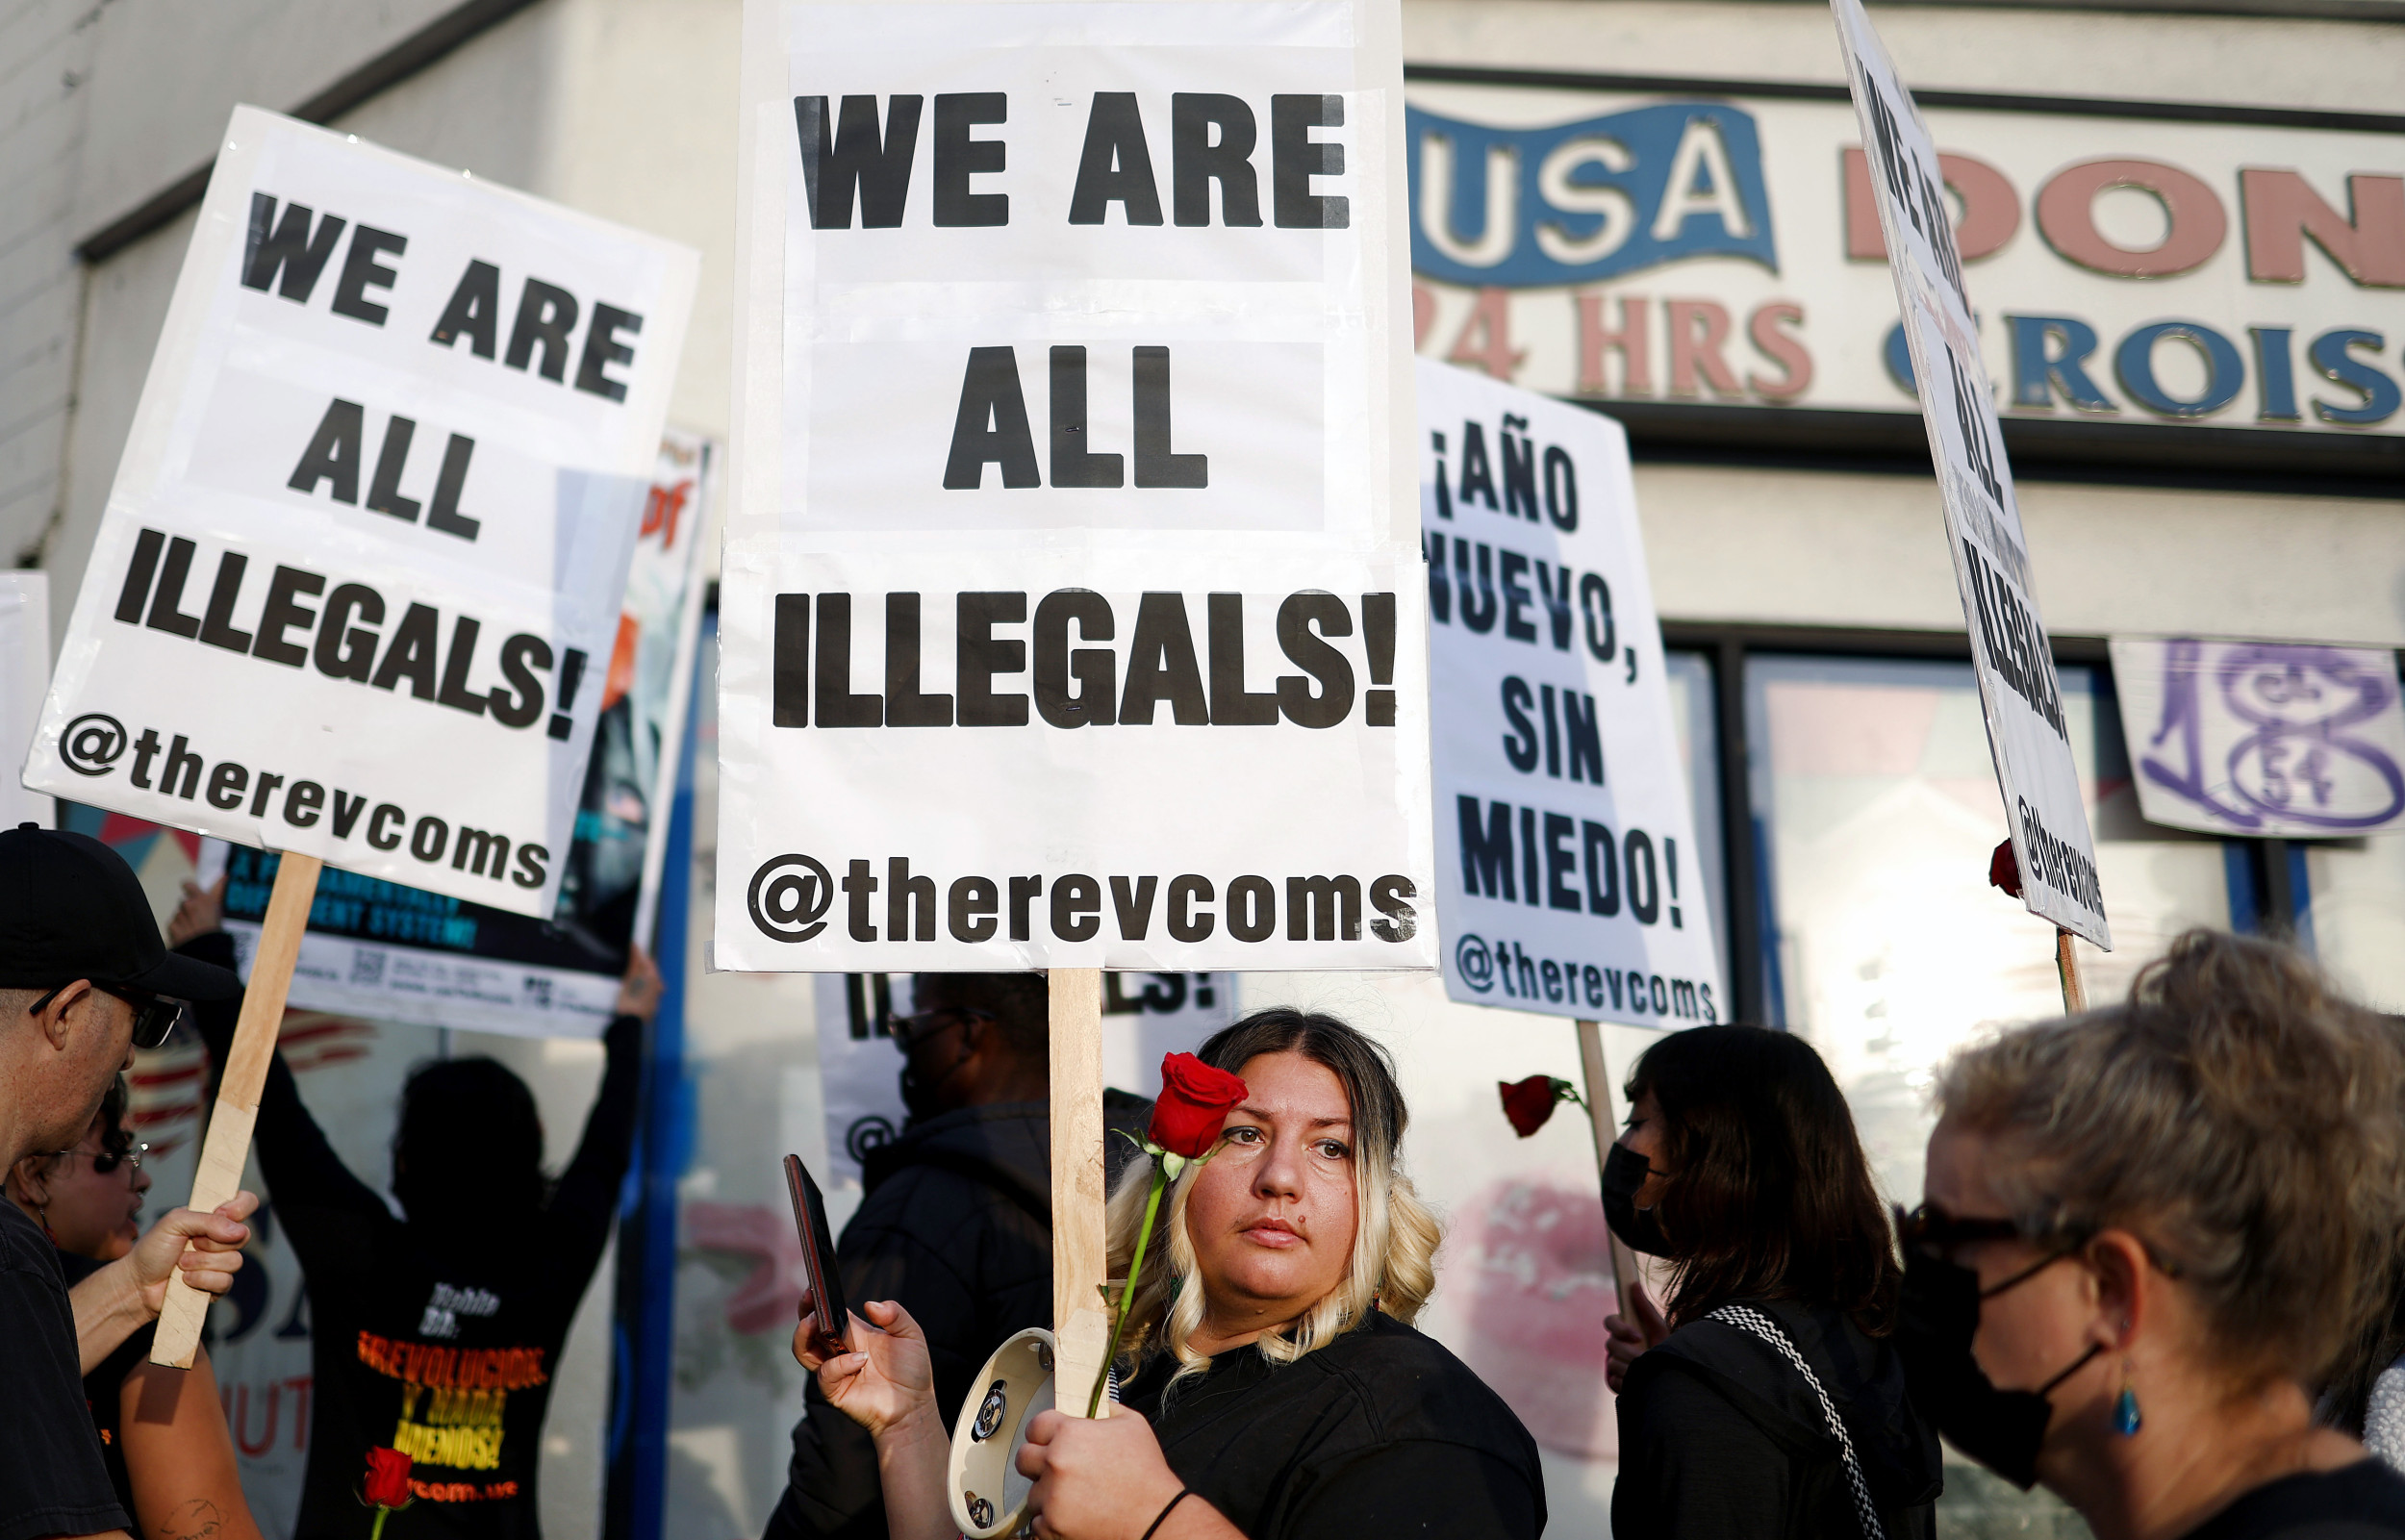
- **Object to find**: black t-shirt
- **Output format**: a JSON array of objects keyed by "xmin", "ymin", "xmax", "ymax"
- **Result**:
[
  {"xmin": 58, "ymin": 1251, "xmax": 151, "ymax": 1523},
  {"xmin": 1119, "ymin": 1311, "xmax": 1546, "ymax": 1540},
  {"xmin": 0, "ymin": 1199, "xmax": 130, "ymax": 1540},
  {"xmin": 190, "ymin": 935, "xmax": 643, "ymax": 1540},
  {"xmin": 2183, "ymin": 1459, "xmax": 2405, "ymax": 1539}
]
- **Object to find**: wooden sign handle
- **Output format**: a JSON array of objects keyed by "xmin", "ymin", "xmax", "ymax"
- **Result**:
[
  {"xmin": 2055, "ymin": 927, "xmax": 2087, "ymax": 1016},
  {"xmin": 1049, "ymin": 968, "xmax": 1109, "ymax": 1416},
  {"xmin": 1574, "ymin": 1019, "xmax": 1644, "ymax": 1323},
  {"xmin": 151, "ymin": 852, "xmax": 322, "ymax": 1368}
]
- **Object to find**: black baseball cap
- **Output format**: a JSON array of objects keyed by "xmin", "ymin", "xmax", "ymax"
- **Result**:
[{"xmin": 0, "ymin": 822, "xmax": 240, "ymax": 1001}]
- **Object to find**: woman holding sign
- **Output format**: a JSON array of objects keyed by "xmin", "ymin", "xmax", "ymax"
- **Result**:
[
  {"xmin": 1603, "ymin": 1025, "xmax": 1942, "ymax": 1539},
  {"xmin": 795, "ymin": 1010, "xmax": 1545, "ymax": 1540}
]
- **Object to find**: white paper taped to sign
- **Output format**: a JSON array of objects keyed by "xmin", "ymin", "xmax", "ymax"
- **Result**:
[
  {"xmin": 2109, "ymin": 636, "xmax": 2405, "ymax": 839},
  {"xmin": 716, "ymin": 0, "xmax": 1435, "ymax": 972},
  {"xmin": 24, "ymin": 108, "xmax": 698, "ymax": 918},
  {"xmin": 1829, "ymin": 0, "xmax": 2110, "ymax": 948},
  {"xmin": 1420, "ymin": 364, "xmax": 1725, "ymax": 1025}
]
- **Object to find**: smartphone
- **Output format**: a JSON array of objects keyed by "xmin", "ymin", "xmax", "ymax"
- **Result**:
[{"xmin": 783, "ymin": 1154, "xmax": 850, "ymax": 1359}]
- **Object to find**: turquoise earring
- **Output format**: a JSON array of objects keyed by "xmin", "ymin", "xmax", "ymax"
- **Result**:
[{"xmin": 2114, "ymin": 1358, "xmax": 2142, "ymax": 1437}]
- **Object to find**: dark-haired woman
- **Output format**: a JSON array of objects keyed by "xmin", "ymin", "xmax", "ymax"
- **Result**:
[
  {"xmin": 173, "ymin": 879, "xmax": 660, "ymax": 1540},
  {"xmin": 794, "ymin": 1008, "xmax": 1546, "ymax": 1540},
  {"xmin": 1603, "ymin": 1023, "xmax": 1940, "ymax": 1539}
]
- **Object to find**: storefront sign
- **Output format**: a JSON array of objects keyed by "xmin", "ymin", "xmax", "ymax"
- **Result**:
[
  {"xmin": 2110, "ymin": 636, "xmax": 2405, "ymax": 838},
  {"xmin": 1835, "ymin": 0, "xmax": 2111, "ymax": 947},
  {"xmin": 22, "ymin": 108, "xmax": 699, "ymax": 918},
  {"xmin": 1405, "ymin": 72, "xmax": 2403, "ymax": 445},
  {"xmin": 207, "ymin": 432, "xmax": 716, "ymax": 1038},
  {"xmin": 717, "ymin": 0, "xmax": 1435, "ymax": 972},
  {"xmin": 1420, "ymin": 362, "xmax": 1723, "ymax": 1023}
]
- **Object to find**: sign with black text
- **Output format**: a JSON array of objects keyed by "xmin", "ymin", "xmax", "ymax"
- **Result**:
[
  {"xmin": 717, "ymin": 0, "xmax": 1433, "ymax": 971},
  {"xmin": 1830, "ymin": 0, "xmax": 2110, "ymax": 947},
  {"xmin": 1421, "ymin": 363, "xmax": 1722, "ymax": 1024},
  {"xmin": 23, "ymin": 108, "xmax": 698, "ymax": 918}
]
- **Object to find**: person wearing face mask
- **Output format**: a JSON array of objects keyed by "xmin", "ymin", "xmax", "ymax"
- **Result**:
[
  {"xmin": 8, "ymin": 1076, "xmax": 266, "ymax": 1540},
  {"xmin": 1900, "ymin": 928, "xmax": 2405, "ymax": 1538},
  {"xmin": 766, "ymin": 973, "xmax": 1148, "ymax": 1540},
  {"xmin": 1603, "ymin": 1023, "xmax": 1942, "ymax": 1539},
  {"xmin": 791, "ymin": 1007, "xmax": 1544, "ymax": 1540}
]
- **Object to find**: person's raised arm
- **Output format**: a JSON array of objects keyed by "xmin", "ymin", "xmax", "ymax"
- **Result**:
[
  {"xmin": 118, "ymin": 1344, "xmax": 267, "ymax": 1540},
  {"xmin": 794, "ymin": 1298, "xmax": 953, "ymax": 1540},
  {"xmin": 70, "ymin": 1197, "xmax": 254, "ymax": 1373},
  {"xmin": 546, "ymin": 947, "xmax": 659, "ymax": 1266}
]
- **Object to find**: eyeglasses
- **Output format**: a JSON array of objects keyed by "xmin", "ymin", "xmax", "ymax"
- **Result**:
[
  {"xmin": 890, "ymin": 1006, "xmax": 994, "ymax": 1054},
  {"xmin": 57, "ymin": 1141, "xmax": 147, "ymax": 1175},
  {"xmin": 25, "ymin": 983, "xmax": 187, "ymax": 1050},
  {"xmin": 1893, "ymin": 1201, "xmax": 2033, "ymax": 1254}
]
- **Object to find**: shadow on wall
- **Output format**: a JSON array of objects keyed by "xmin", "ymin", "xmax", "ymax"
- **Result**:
[{"xmin": 1454, "ymin": 1178, "xmax": 1619, "ymax": 1460}]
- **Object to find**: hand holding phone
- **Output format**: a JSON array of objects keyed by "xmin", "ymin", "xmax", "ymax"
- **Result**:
[{"xmin": 785, "ymin": 1153, "xmax": 850, "ymax": 1360}]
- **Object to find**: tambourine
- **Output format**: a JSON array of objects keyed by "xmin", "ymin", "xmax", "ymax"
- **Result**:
[{"xmin": 948, "ymin": 1327, "xmax": 1056, "ymax": 1538}]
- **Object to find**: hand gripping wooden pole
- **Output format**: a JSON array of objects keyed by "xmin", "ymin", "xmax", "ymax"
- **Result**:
[
  {"xmin": 1574, "ymin": 1020, "xmax": 1644, "ymax": 1323},
  {"xmin": 152, "ymin": 852, "xmax": 322, "ymax": 1368},
  {"xmin": 1049, "ymin": 968, "xmax": 1110, "ymax": 1417},
  {"xmin": 2056, "ymin": 927, "xmax": 2088, "ymax": 1016}
]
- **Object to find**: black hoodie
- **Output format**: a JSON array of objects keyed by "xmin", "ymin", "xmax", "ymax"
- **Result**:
[
  {"xmin": 766, "ymin": 1093, "xmax": 1146, "ymax": 1540},
  {"xmin": 1613, "ymin": 1297, "xmax": 1943, "ymax": 1540}
]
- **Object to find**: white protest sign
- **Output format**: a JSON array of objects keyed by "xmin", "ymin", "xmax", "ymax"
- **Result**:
[
  {"xmin": 1, "ymin": 574, "xmax": 51, "ymax": 830},
  {"xmin": 2110, "ymin": 636, "xmax": 2405, "ymax": 839},
  {"xmin": 812, "ymin": 972, "xmax": 1233, "ymax": 1189},
  {"xmin": 716, "ymin": 0, "xmax": 1433, "ymax": 972},
  {"xmin": 1829, "ymin": 0, "xmax": 2110, "ymax": 947},
  {"xmin": 1420, "ymin": 364, "xmax": 1723, "ymax": 1025},
  {"xmin": 25, "ymin": 107, "xmax": 697, "ymax": 919}
]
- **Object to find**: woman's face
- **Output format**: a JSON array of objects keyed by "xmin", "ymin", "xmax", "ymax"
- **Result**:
[
  {"xmin": 1182, "ymin": 1051, "xmax": 1361, "ymax": 1338},
  {"xmin": 1621, "ymin": 1088, "xmax": 1671, "ymax": 1208},
  {"xmin": 22, "ymin": 1114, "xmax": 148, "ymax": 1261},
  {"xmin": 1922, "ymin": 1117, "xmax": 2110, "ymax": 1455}
]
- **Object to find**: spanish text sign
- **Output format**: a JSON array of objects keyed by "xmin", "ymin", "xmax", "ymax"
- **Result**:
[
  {"xmin": 24, "ymin": 108, "xmax": 698, "ymax": 919},
  {"xmin": 1421, "ymin": 364, "xmax": 1723, "ymax": 1025},
  {"xmin": 1830, "ymin": 0, "xmax": 2111, "ymax": 947},
  {"xmin": 717, "ymin": 0, "xmax": 1434, "ymax": 972}
]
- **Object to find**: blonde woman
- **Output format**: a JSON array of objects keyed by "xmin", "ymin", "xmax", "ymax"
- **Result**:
[
  {"xmin": 795, "ymin": 1008, "xmax": 1545, "ymax": 1540},
  {"xmin": 1900, "ymin": 929, "xmax": 2405, "ymax": 1538}
]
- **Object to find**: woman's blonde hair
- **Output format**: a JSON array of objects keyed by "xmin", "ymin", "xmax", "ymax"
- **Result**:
[
  {"xmin": 1936, "ymin": 928, "xmax": 2405, "ymax": 1389},
  {"xmin": 1102, "ymin": 1009, "xmax": 1441, "ymax": 1386}
]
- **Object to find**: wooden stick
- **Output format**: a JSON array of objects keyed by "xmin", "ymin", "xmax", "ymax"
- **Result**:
[
  {"xmin": 151, "ymin": 852, "xmax": 321, "ymax": 1368},
  {"xmin": 2056, "ymin": 927, "xmax": 2087, "ymax": 1016},
  {"xmin": 1574, "ymin": 1020, "xmax": 1643, "ymax": 1322},
  {"xmin": 1049, "ymin": 968, "xmax": 1108, "ymax": 1417}
]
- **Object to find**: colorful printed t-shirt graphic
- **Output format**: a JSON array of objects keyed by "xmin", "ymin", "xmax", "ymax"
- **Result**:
[{"xmin": 187, "ymin": 932, "xmax": 641, "ymax": 1540}]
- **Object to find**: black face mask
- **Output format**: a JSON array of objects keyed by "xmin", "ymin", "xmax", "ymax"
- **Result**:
[
  {"xmin": 899, "ymin": 1043, "xmax": 973, "ymax": 1122},
  {"xmin": 1893, "ymin": 1238, "xmax": 2102, "ymax": 1489},
  {"xmin": 1602, "ymin": 1142, "xmax": 1672, "ymax": 1257}
]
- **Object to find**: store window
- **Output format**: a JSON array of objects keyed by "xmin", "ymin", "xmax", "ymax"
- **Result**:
[
  {"xmin": 1742, "ymin": 654, "xmax": 2233, "ymax": 1207},
  {"xmin": 2307, "ymin": 831, "xmax": 2405, "ymax": 1012},
  {"xmin": 1663, "ymin": 648, "xmax": 1728, "ymax": 975}
]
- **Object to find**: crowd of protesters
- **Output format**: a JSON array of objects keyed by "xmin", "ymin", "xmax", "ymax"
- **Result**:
[{"xmin": 11, "ymin": 811, "xmax": 2405, "ymax": 1540}]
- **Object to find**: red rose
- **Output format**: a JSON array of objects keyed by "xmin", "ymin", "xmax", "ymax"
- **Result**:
[
  {"xmin": 1988, "ymin": 838, "xmax": 2022, "ymax": 899},
  {"xmin": 364, "ymin": 1447, "xmax": 413, "ymax": 1509},
  {"xmin": 1150, "ymin": 1053, "xmax": 1249, "ymax": 1159},
  {"xmin": 1500, "ymin": 1074, "xmax": 1564, "ymax": 1138}
]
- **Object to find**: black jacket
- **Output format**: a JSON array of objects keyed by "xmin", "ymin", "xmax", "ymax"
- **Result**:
[
  {"xmin": 1613, "ymin": 1297, "xmax": 1942, "ymax": 1540},
  {"xmin": 765, "ymin": 1093, "xmax": 1146, "ymax": 1540}
]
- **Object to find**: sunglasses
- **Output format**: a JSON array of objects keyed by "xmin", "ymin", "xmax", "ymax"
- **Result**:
[
  {"xmin": 25, "ymin": 982, "xmax": 188, "ymax": 1051},
  {"xmin": 890, "ymin": 1006, "xmax": 995, "ymax": 1054},
  {"xmin": 1893, "ymin": 1201, "xmax": 2030, "ymax": 1253}
]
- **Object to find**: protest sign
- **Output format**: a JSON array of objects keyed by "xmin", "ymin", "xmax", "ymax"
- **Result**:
[
  {"xmin": 1, "ymin": 573, "xmax": 50, "ymax": 829},
  {"xmin": 811, "ymin": 972, "xmax": 1232, "ymax": 1191},
  {"xmin": 206, "ymin": 431, "xmax": 717, "ymax": 1037},
  {"xmin": 716, "ymin": 0, "xmax": 1433, "ymax": 976},
  {"xmin": 2110, "ymin": 636, "xmax": 2405, "ymax": 839},
  {"xmin": 1829, "ymin": 0, "xmax": 2110, "ymax": 949},
  {"xmin": 24, "ymin": 106, "xmax": 698, "ymax": 920},
  {"xmin": 1420, "ymin": 363, "xmax": 1723, "ymax": 1026}
]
